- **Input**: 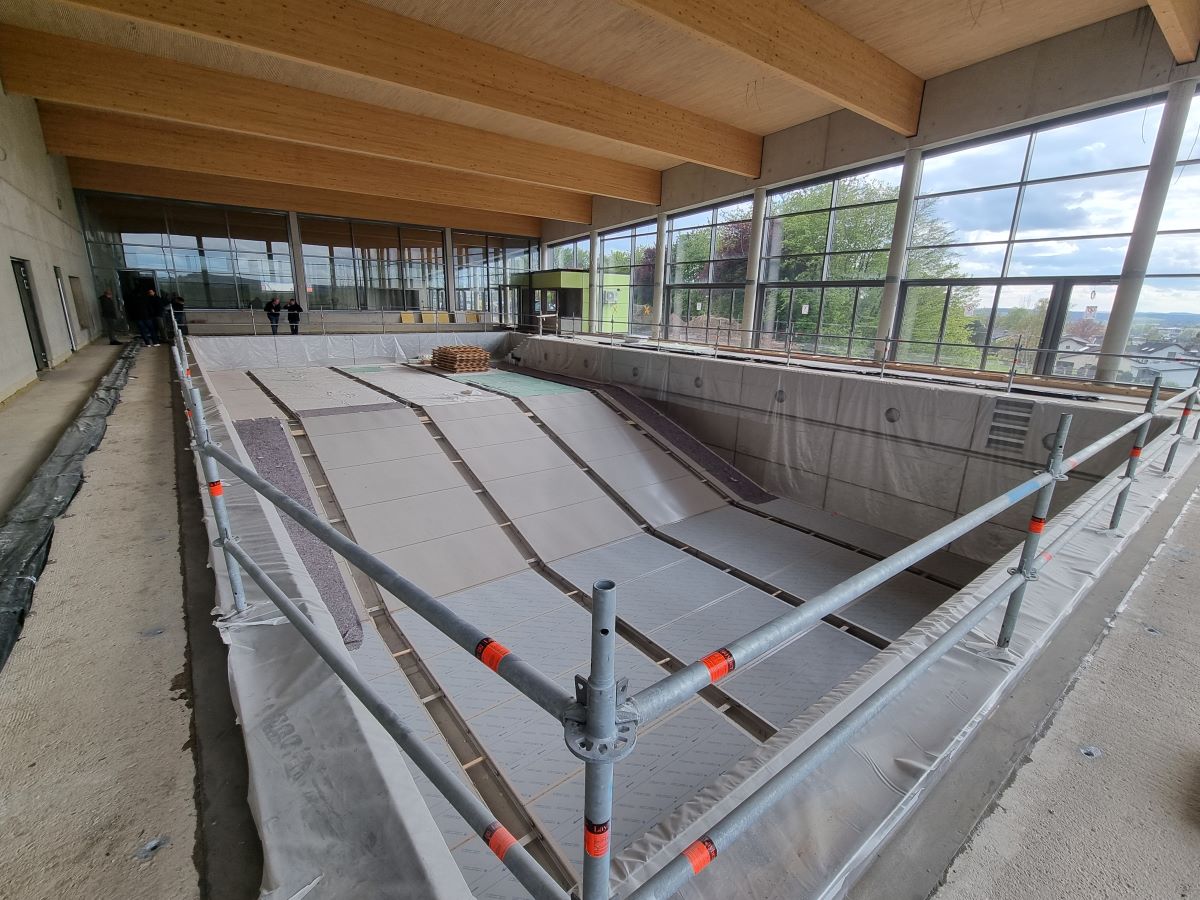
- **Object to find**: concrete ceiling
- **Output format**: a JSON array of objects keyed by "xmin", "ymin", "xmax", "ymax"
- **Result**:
[{"xmin": 0, "ymin": 0, "xmax": 1189, "ymax": 234}]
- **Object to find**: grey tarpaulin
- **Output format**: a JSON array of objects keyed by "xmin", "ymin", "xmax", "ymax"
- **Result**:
[
  {"xmin": 188, "ymin": 333, "xmax": 516, "ymax": 373},
  {"xmin": 189, "ymin": 372, "xmax": 472, "ymax": 900},
  {"xmin": 608, "ymin": 429, "xmax": 1196, "ymax": 899},
  {"xmin": 0, "ymin": 343, "xmax": 138, "ymax": 673}
]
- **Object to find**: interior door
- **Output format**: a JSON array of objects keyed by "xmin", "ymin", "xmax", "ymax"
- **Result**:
[{"xmin": 11, "ymin": 258, "xmax": 49, "ymax": 371}]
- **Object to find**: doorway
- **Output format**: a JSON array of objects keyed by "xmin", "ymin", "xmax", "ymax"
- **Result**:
[
  {"xmin": 118, "ymin": 269, "xmax": 158, "ymax": 310},
  {"xmin": 11, "ymin": 258, "xmax": 49, "ymax": 371}
]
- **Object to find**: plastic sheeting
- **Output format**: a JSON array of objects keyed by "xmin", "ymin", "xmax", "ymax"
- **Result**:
[
  {"xmin": 516, "ymin": 336, "xmax": 1162, "ymax": 565},
  {"xmin": 0, "ymin": 344, "xmax": 137, "ymax": 672},
  {"xmin": 190, "ymin": 372, "xmax": 472, "ymax": 900},
  {"xmin": 189, "ymin": 333, "xmax": 516, "ymax": 372},
  {"xmin": 608, "ymin": 431, "xmax": 1197, "ymax": 899}
]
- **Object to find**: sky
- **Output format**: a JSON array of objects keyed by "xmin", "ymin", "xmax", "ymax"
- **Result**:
[{"xmin": 915, "ymin": 96, "xmax": 1200, "ymax": 314}]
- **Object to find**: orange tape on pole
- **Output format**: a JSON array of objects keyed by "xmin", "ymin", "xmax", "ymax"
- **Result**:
[
  {"xmin": 700, "ymin": 648, "xmax": 735, "ymax": 682},
  {"xmin": 584, "ymin": 819, "xmax": 610, "ymax": 858},
  {"xmin": 1028, "ymin": 516, "xmax": 1045, "ymax": 534},
  {"xmin": 482, "ymin": 822, "xmax": 517, "ymax": 860},
  {"xmin": 1130, "ymin": 446, "xmax": 1142, "ymax": 458},
  {"xmin": 1183, "ymin": 407, "xmax": 1191, "ymax": 418},
  {"xmin": 474, "ymin": 637, "xmax": 511, "ymax": 673},
  {"xmin": 683, "ymin": 837, "xmax": 717, "ymax": 874},
  {"xmin": 208, "ymin": 480, "xmax": 224, "ymax": 497}
]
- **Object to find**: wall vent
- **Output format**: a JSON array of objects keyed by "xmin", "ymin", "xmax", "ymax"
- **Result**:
[{"xmin": 986, "ymin": 399, "xmax": 1034, "ymax": 453}]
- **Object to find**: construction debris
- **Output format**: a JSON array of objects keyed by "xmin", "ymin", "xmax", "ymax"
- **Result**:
[{"xmin": 430, "ymin": 345, "xmax": 490, "ymax": 373}]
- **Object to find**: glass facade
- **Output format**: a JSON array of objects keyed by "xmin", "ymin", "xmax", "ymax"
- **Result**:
[
  {"xmin": 759, "ymin": 162, "xmax": 902, "ymax": 355},
  {"xmin": 666, "ymin": 198, "xmax": 752, "ymax": 343},
  {"xmin": 81, "ymin": 193, "xmax": 536, "ymax": 317},
  {"xmin": 82, "ymin": 194, "xmax": 295, "ymax": 308},
  {"xmin": 546, "ymin": 236, "xmax": 590, "ymax": 270},
  {"xmin": 599, "ymin": 220, "xmax": 657, "ymax": 334}
]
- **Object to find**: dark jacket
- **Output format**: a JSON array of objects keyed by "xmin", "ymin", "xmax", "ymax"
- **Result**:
[
  {"xmin": 285, "ymin": 301, "xmax": 303, "ymax": 323},
  {"xmin": 264, "ymin": 299, "xmax": 282, "ymax": 318},
  {"xmin": 125, "ymin": 293, "xmax": 150, "ymax": 320},
  {"xmin": 99, "ymin": 294, "xmax": 118, "ymax": 320}
]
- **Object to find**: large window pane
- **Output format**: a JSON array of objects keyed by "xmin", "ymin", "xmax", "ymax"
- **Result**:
[
  {"xmin": 830, "ymin": 203, "xmax": 897, "ymax": 253},
  {"xmin": 1014, "ymin": 171, "xmax": 1145, "ymax": 239},
  {"xmin": 166, "ymin": 203, "xmax": 229, "ymax": 250},
  {"xmin": 227, "ymin": 209, "xmax": 288, "ymax": 253},
  {"xmin": 837, "ymin": 164, "xmax": 903, "ymax": 204},
  {"xmin": 817, "ymin": 287, "xmax": 854, "ymax": 355},
  {"xmin": 897, "ymin": 286, "xmax": 949, "ymax": 363},
  {"xmin": 912, "ymin": 188, "xmax": 1018, "ymax": 246},
  {"xmin": 768, "ymin": 182, "xmax": 833, "ymax": 216},
  {"xmin": 765, "ymin": 210, "xmax": 829, "ymax": 258},
  {"xmin": 920, "ymin": 134, "xmax": 1030, "ymax": 194},
  {"xmin": 300, "ymin": 216, "xmax": 353, "ymax": 258},
  {"xmin": 1027, "ymin": 103, "xmax": 1164, "ymax": 180},
  {"xmin": 907, "ymin": 243, "xmax": 1006, "ymax": 279},
  {"xmin": 1007, "ymin": 236, "xmax": 1130, "ymax": 276}
]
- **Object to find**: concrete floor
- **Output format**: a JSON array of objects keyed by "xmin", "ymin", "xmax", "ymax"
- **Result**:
[
  {"xmin": 0, "ymin": 346, "xmax": 200, "ymax": 899},
  {"xmin": 0, "ymin": 340, "xmax": 123, "ymax": 518},
  {"xmin": 933, "ymin": 487, "xmax": 1200, "ymax": 900}
]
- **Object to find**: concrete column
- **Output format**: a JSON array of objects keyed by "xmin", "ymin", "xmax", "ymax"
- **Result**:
[
  {"xmin": 651, "ymin": 212, "xmax": 667, "ymax": 339},
  {"xmin": 588, "ymin": 229, "xmax": 600, "ymax": 331},
  {"xmin": 874, "ymin": 147, "xmax": 922, "ymax": 359},
  {"xmin": 441, "ymin": 227, "xmax": 454, "ymax": 312},
  {"xmin": 740, "ymin": 187, "xmax": 768, "ymax": 348},
  {"xmin": 286, "ymin": 211, "xmax": 307, "ymax": 307},
  {"xmin": 1097, "ymin": 79, "xmax": 1198, "ymax": 382}
]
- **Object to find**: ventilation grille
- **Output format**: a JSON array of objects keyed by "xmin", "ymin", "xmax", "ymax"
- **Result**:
[{"xmin": 986, "ymin": 399, "xmax": 1034, "ymax": 452}]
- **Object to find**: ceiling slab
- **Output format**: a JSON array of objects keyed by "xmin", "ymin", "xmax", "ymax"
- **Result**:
[
  {"xmin": 617, "ymin": 0, "xmax": 923, "ymax": 135},
  {"xmin": 40, "ymin": 103, "xmax": 593, "ymax": 223},
  {"xmin": 68, "ymin": 159, "xmax": 543, "ymax": 237},
  {"xmin": 57, "ymin": 0, "xmax": 763, "ymax": 176},
  {"xmin": 0, "ymin": 26, "xmax": 660, "ymax": 204}
]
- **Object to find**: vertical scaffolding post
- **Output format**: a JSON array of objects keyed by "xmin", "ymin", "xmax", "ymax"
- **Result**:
[
  {"xmin": 996, "ymin": 413, "xmax": 1072, "ymax": 649},
  {"xmin": 582, "ymin": 580, "xmax": 616, "ymax": 899},
  {"xmin": 189, "ymin": 386, "xmax": 247, "ymax": 614},
  {"xmin": 1163, "ymin": 368, "xmax": 1200, "ymax": 473},
  {"xmin": 565, "ymin": 579, "xmax": 634, "ymax": 900},
  {"xmin": 1110, "ymin": 375, "xmax": 1161, "ymax": 530}
]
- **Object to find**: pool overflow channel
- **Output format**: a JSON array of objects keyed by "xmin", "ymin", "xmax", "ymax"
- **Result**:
[{"xmin": 172, "ymin": 327, "xmax": 1197, "ymax": 900}]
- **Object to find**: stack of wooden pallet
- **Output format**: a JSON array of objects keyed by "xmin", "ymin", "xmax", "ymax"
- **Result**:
[{"xmin": 430, "ymin": 345, "xmax": 490, "ymax": 373}]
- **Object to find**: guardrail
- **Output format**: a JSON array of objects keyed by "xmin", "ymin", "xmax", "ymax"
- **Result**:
[
  {"xmin": 169, "ymin": 320, "xmax": 1197, "ymax": 899},
  {"xmin": 526, "ymin": 314, "xmax": 1200, "ymax": 396}
]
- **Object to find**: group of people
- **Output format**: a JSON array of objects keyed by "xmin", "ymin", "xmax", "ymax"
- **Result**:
[
  {"xmin": 98, "ymin": 287, "xmax": 186, "ymax": 347},
  {"xmin": 96, "ymin": 288, "xmax": 305, "ymax": 344},
  {"xmin": 259, "ymin": 296, "xmax": 304, "ymax": 335}
]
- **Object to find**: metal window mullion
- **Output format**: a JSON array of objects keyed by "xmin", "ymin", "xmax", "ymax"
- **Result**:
[
  {"xmin": 933, "ymin": 285, "xmax": 952, "ymax": 364},
  {"xmin": 1000, "ymin": 134, "xmax": 1037, "ymax": 279},
  {"xmin": 979, "ymin": 284, "xmax": 1005, "ymax": 369}
]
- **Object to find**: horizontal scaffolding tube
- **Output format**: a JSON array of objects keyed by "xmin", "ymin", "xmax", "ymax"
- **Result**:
[
  {"xmin": 630, "ymin": 403, "xmax": 1163, "ymax": 726},
  {"xmin": 198, "ymin": 439, "xmax": 575, "ymax": 721},
  {"xmin": 627, "ymin": 474, "xmax": 1132, "ymax": 900},
  {"xmin": 222, "ymin": 541, "xmax": 570, "ymax": 900}
]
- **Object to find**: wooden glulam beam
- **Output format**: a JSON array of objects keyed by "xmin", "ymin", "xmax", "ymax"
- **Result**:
[
  {"xmin": 60, "ymin": 0, "xmax": 763, "ymax": 177},
  {"xmin": 619, "ymin": 0, "xmax": 923, "ymax": 136},
  {"xmin": 0, "ymin": 26, "xmax": 660, "ymax": 205},
  {"xmin": 39, "ymin": 103, "xmax": 592, "ymax": 223},
  {"xmin": 1149, "ymin": 0, "xmax": 1200, "ymax": 63},
  {"xmin": 66, "ymin": 159, "xmax": 542, "ymax": 237}
]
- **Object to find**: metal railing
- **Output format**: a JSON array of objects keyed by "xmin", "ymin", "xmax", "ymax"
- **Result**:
[
  {"xmin": 169, "ymin": 321, "xmax": 1198, "ymax": 899},
  {"xmin": 526, "ymin": 314, "xmax": 1200, "ymax": 396}
]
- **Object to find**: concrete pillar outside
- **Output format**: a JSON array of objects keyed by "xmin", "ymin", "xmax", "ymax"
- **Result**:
[
  {"xmin": 588, "ymin": 229, "xmax": 600, "ymax": 331},
  {"xmin": 874, "ymin": 147, "xmax": 922, "ymax": 360},
  {"xmin": 740, "ymin": 187, "xmax": 768, "ymax": 348},
  {"xmin": 286, "ymin": 211, "xmax": 308, "ymax": 308},
  {"xmin": 441, "ymin": 227, "xmax": 454, "ymax": 313},
  {"xmin": 651, "ymin": 212, "xmax": 667, "ymax": 339},
  {"xmin": 1097, "ymin": 79, "xmax": 1198, "ymax": 382}
]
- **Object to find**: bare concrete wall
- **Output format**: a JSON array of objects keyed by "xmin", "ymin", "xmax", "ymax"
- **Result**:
[
  {"xmin": 516, "ymin": 337, "xmax": 1161, "ymax": 564},
  {"xmin": 543, "ymin": 8, "xmax": 1199, "ymax": 243},
  {"xmin": 0, "ymin": 80, "xmax": 97, "ymax": 402}
]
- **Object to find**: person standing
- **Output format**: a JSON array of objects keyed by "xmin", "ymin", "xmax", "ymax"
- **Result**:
[
  {"xmin": 98, "ymin": 289, "xmax": 124, "ymax": 345},
  {"xmin": 285, "ymin": 298, "xmax": 303, "ymax": 335},
  {"xmin": 264, "ymin": 296, "xmax": 282, "ymax": 335},
  {"xmin": 126, "ymin": 290, "xmax": 155, "ymax": 346}
]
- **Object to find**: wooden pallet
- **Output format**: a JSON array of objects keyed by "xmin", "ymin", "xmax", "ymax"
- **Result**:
[{"xmin": 431, "ymin": 345, "xmax": 490, "ymax": 373}]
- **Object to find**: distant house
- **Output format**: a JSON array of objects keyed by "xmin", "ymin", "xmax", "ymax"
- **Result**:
[
  {"xmin": 1053, "ymin": 338, "xmax": 1105, "ymax": 379},
  {"xmin": 1128, "ymin": 341, "xmax": 1199, "ymax": 388}
]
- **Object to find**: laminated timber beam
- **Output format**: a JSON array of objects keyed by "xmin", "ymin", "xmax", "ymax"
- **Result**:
[
  {"xmin": 66, "ymin": 160, "xmax": 543, "ymax": 237},
  {"xmin": 619, "ymin": 0, "xmax": 924, "ymax": 136},
  {"xmin": 39, "ymin": 103, "xmax": 592, "ymax": 224},
  {"xmin": 0, "ymin": 26, "xmax": 660, "ymax": 205},
  {"xmin": 59, "ymin": 0, "xmax": 763, "ymax": 177},
  {"xmin": 1149, "ymin": 0, "xmax": 1200, "ymax": 63}
]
